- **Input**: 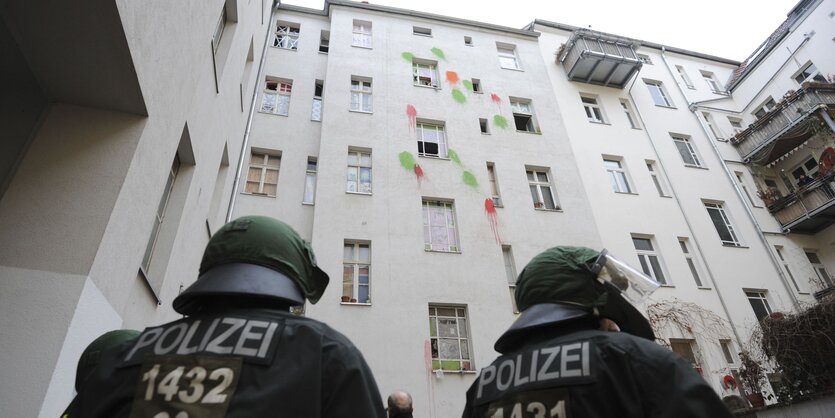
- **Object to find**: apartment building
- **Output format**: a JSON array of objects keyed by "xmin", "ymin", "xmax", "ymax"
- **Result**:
[{"xmin": 1, "ymin": 0, "xmax": 832, "ymax": 416}]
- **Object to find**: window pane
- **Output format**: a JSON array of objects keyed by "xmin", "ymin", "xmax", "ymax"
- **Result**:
[
  {"xmin": 687, "ymin": 259, "xmax": 702, "ymax": 286},
  {"xmin": 749, "ymin": 298, "xmax": 769, "ymax": 321},
  {"xmin": 707, "ymin": 208, "xmax": 734, "ymax": 242},
  {"xmin": 632, "ymin": 238, "xmax": 653, "ymax": 251},
  {"xmin": 674, "ymin": 141, "xmax": 696, "ymax": 165},
  {"xmin": 649, "ymin": 255, "xmax": 666, "ymax": 284},
  {"xmin": 541, "ymin": 186, "xmax": 556, "ymax": 209},
  {"xmin": 343, "ymin": 244, "xmax": 354, "ymax": 260},
  {"xmin": 358, "ymin": 245, "xmax": 370, "ymax": 262}
]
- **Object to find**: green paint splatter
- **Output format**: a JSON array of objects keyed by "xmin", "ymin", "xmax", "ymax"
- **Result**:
[
  {"xmin": 462, "ymin": 80, "xmax": 474, "ymax": 92},
  {"xmin": 448, "ymin": 149, "xmax": 462, "ymax": 166},
  {"xmin": 494, "ymin": 115, "xmax": 508, "ymax": 129},
  {"xmin": 462, "ymin": 170, "xmax": 478, "ymax": 188},
  {"xmin": 402, "ymin": 52, "xmax": 414, "ymax": 62},
  {"xmin": 399, "ymin": 151, "xmax": 416, "ymax": 170},
  {"xmin": 431, "ymin": 47, "xmax": 446, "ymax": 61},
  {"xmin": 451, "ymin": 89, "xmax": 466, "ymax": 104}
]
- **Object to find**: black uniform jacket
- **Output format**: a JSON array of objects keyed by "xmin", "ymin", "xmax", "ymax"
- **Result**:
[
  {"xmin": 462, "ymin": 304, "xmax": 733, "ymax": 418},
  {"xmin": 66, "ymin": 308, "xmax": 386, "ymax": 418}
]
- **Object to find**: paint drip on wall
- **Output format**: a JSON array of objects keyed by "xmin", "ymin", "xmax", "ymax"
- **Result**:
[
  {"xmin": 462, "ymin": 170, "xmax": 478, "ymax": 189},
  {"xmin": 462, "ymin": 80, "xmax": 473, "ymax": 92},
  {"xmin": 446, "ymin": 71, "xmax": 460, "ymax": 85},
  {"xmin": 431, "ymin": 47, "xmax": 446, "ymax": 61},
  {"xmin": 494, "ymin": 115, "xmax": 508, "ymax": 129},
  {"xmin": 406, "ymin": 104, "xmax": 417, "ymax": 132},
  {"xmin": 399, "ymin": 151, "xmax": 424, "ymax": 184},
  {"xmin": 414, "ymin": 164, "xmax": 425, "ymax": 184},
  {"xmin": 490, "ymin": 93, "xmax": 501, "ymax": 106},
  {"xmin": 402, "ymin": 52, "xmax": 414, "ymax": 62},
  {"xmin": 447, "ymin": 149, "xmax": 462, "ymax": 166},
  {"xmin": 484, "ymin": 198, "xmax": 503, "ymax": 245},
  {"xmin": 451, "ymin": 89, "xmax": 466, "ymax": 104}
]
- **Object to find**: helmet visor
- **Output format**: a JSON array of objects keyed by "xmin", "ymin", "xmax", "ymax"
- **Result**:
[{"xmin": 591, "ymin": 249, "xmax": 660, "ymax": 306}]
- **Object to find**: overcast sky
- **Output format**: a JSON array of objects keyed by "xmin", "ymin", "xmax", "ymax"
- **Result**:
[{"xmin": 282, "ymin": 0, "xmax": 801, "ymax": 61}]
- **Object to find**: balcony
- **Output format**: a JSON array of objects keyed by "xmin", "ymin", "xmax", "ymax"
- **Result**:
[
  {"xmin": 557, "ymin": 29, "xmax": 642, "ymax": 89},
  {"xmin": 766, "ymin": 173, "xmax": 835, "ymax": 233},
  {"xmin": 731, "ymin": 83, "xmax": 835, "ymax": 165}
]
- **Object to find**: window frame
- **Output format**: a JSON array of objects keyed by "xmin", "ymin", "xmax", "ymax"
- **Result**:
[
  {"xmin": 700, "ymin": 70, "xmax": 724, "ymax": 94},
  {"xmin": 645, "ymin": 80, "xmax": 673, "ymax": 107},
  {"xmin": 412, "ymin": 59, "xmax": 440, "ymax": 88},
  {"xmin": 342, "ymin": 241, "xmax": 371, "ymax": 304},
  {"xmin": 805, "ymin": 250, "xmax": 834, "ymax": 288},
  {"xmin": 646, "ymin": 160, "xmax": 669, "ymax": 197},
  {"xmin": 670, "ymin": 339, "xmax": 701, "ymax": 371},
  {"xmin": 679, "ymin": 238, "xmax": 705, "ymax": 288},
  {"xmin": 346, "ymin": 149, "xmax": 372, "ymax": 194},
  {"xmin": 510, "ymin": 99, "xmax": 538, "ymax": 133},
  {"xmin": 704, "ymin": 201, "xmax": 741, "ymax": 247},
  {"xmin": 416, "ymin": 122, "xmax": 448, "ymax": 158},
  {"xmin": 487, "ymin": 162, "xmax": 502, "ymax": 207},
  {"xmin": 311, "ymin": 80, "xmax": 323, "ymax": 122},
  {"xmin": 244, "ymin": 151, "xmax": 280, "ymax": 197},
  {"xmin": 302, "ymin": 158, "xmax": 317, "ymax": 204},
  {"xmin": 603, "ymin": 158, "xmax": 632, "ymax": 194},
  {"xmin": 350, "ymin": 77, "xmax": 373, "ymax": 113},
  {"xmin": 672, "ymin": 134, "xmax": 703, "ymax": 167},
  {"xmin": 351, "ymin": 20, "xmax": 372, "ymax": 48},
  {"xmin": 318, "ymin": 30, "xmax": 330, "ymax": 53},
  {"xmin": 637, "ymin": 53, "xmax": 653, "ymax": 65},
  {"xmin": 753, "ymin": 97, "xmax": 776, "ymax": 119},
  {"xmin": 260, "ymin": 79, "xmax": 292, "ymax": 116},
  {"xmin": 702, "ymin": 112, "xmax": 724, "ymax": 141},
  {"xmin": 581, "ymin": 95, "xmax": 606, "ymax": 124},
  {"xmin": 620, "ymin": 98, "xmax": 640, "ymax": 129},
  {"xmin": 141, "ymin": 155, "xmax": 181, "ymax": 274},
  {"xmin": 745, "ymin": 290, "xmax": 772, "ymax": 321},
  {"xmin": 502, "ymin": 245, "xmax": 519, "ymax": 314},
  {"xmin": 675, "ymin": 65, "xmax": 694, "ymax": 89},
  {"xmin": 526, "ymin": 168, "xmax": 559, "ymax": 210},
  {"xmin": 422, "ymin": 200, "xmax": 460, "ymax": 253},
  {"xmin": 632, "ymin": 235, "xmax": 668, "ymax": 285},
  {"xmin": 413, "ymin": 26, "xmax": 432, "ymax": 36},
  {"xmin": 428, "ymin": 305, "xmax": 474, "ymax": 371},
  {"xmin": 497, "ymin": 43, "xmax": 521, "ymax": 70},
  {"xmin": 728, "ymin": 117, "xmax": 744, "ymax": 135},
  {"xmin": 793, "ymin": 61, "xmax": 827, "ymax": 84},
  {"xmin": 273, "ymin": 22, "xmax": 300, "ymax": 50},
  {"xmin": 775, "ymin": 246, "xmax": 802, "ymax": 292}
]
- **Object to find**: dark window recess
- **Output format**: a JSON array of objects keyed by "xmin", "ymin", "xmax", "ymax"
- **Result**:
[
  {"xmin": 472, "ymin": 79, "xmax": 481, "ymax": 92},
  {"xmin": 418, "ymin": 141, "xmax": 439, "ymax": 156},
  {"xmin": 479, "ymin": 119, "xmax": 489, "ymax": 133},
  {"xmin": 514, "ymin": 114, "xmax": 534, "ymax": 132},
  {"xmin": 314, "ymin": 82, "xmax": 324, "ymax": 97}
]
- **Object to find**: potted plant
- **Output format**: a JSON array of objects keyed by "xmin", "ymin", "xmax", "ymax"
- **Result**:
[
  {"xmin": 738, "ymin": 350, "xmax": 767, "ymax": 408},
  {"xmin": 341, "ymin": 295, "xmax": 350, "ymax": 303}
]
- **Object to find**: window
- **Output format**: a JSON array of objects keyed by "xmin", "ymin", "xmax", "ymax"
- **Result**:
[
  {"xmin": 679, "ymin": 238, "xmax": 704, "ymax": 287},
  {"xmin": 347, "ymin": 149, "xmax": 372, "ymax": 194},
  {"xmin": 319, "ymin": 30, "xmax": 330, "ymax": 53},
  {"xmin": 274, "ymin": 22, "xmax": 299, "ymax": 50},
  {"xmin": 422, "ymin": 200, "xmax": 460, "ymax": 252},
  {"xmin": 212, "ymin": 6, "xmax": 227, "ymax": 54},
  {"xmin": 720, "ymin": 340, "xmax": 737, "ymax": 365},
  {"xmin": 343, "ymin": 242, "xmax": 370, "ymax": 304},
  {"xmin": 311, "ymin": 80, "xmax": 323, "ymax": 121},
  {"xmin": 728, "ymin": 117, "xmax": 744, "ymax": 135},
  {"xmin": 581, "ymin": 95, "xmax": 605, "ymax": 123},
  {"xmin": 464, "ymin": 36, "xmax": 473, "ymax": 46},
  {"xmin": 497, "ymin": 43, "xmax": 520, "ymax": 70},
  {"xmin": 261, "ymin": 79, "xmax": 292, "ymax": 116},
  {"xmin": 672, "ymin": 134, "xmax": 702, "ymax": 167},
  {"xmin": 479, "ymin": 118, "xmax": 490, "ymax": 134},
  {"xmin": 511, "ymin": 99, "xmax": 538, "ymax": 132},
  {"xmin": 753, "ymin": 97, "xmax": 776, "ymax": 119},
  {"xmin": 413, "ymin": 59, "xmax": 439, "ymax": 88},
  {"xmin": 245, "ymin": 151, "xmax": 280, "ymax": 196},
  {"xmin": 735, "ymin": 171, "xmax": 761, "ymax": 208},
  {"xmin": 645, "ymin": 80, "xmax": 673, "ymax": 107},
  {"xmin": 413, "ymin": 26, "xmax": 432, "ymax": 36},
  {"xmin": 303, "ymin": 158, "xmax": 317, "ymax": 204},
  {"xmin": 805, "ymin": 251, "xmax": 834, "ymax": 288},
  {"xmin": 632, "ymin": 236, "xmax": 667, "ymax": 284},
  {"xmin": 487, "ymin": 162, "xmax": 502, "ymax": 206},
  {"xmin": 670, "ymin": 339, "xmax": 701, "ymax": 372},
  {"xmin": 620, "ymin": 99, "xmax": 640, "ymax": 129},
  {"xmin": 352, "ymin": 20, "xmax": 372, "ymax": 48},
  {"xmin": 603, "ymin": 158, "xmax": 632, "ymax": 193},
  {"xmin": 702, "ymin": 112, "xmax": 723, "ymax": 140},
  {"xmin": 675, "ymin": 65, "xmax": 694, "ymax": 88},
  {"xmin": 503, "ymin": 245, "xmax": 518, "ymax": 314},
  {"xmin": 428, "ymin": 305, "xmax": 473, "ymax": 371},
  {"xmin": 142, "ymin": 155, "xmax": 181, "ymax": 273},
  {"xmin": 790, "ymin": 157, "xmax": 819, "ymax": 184},
  {"xmin": 745, "ymin": 290, "xmax": 772, "ymax": 321},
  {"xmin": 350, "ymin": 77, "xmax": 372, "ymax": 113},
  {"xmin": 704, "ymin": 202, "xmax": 740, "ymax": 246},
  {"xmin": 646, "ymin": 161, "xmax": 668, "ymax": 197},
  {"xmin": 471, "ymin": 78, "xmax": 482, "ymax": 93},
  {"xmin": 527, "ymin": 168, "xmax": 559, "ymax": 210},
  {"xmin": 416, "ymin": 122, "xmax": 447, "ymax": 158},
  {"xmin": 775, "ymin": 246, "xmax": 801, "ymax": 292},
  {"xmin": 794, "ymin": 62, "xmax": 826, "ymax": 84},
  {"xmin": 637, "ymin": 54, "xmax": 653, "ymax": 65},
  {"xmin": 700, "ymin": 70, "xmax": 724, "ymax": 93}
]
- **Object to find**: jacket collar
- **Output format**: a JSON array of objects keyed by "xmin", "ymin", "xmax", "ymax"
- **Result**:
[{"xmin": 494, "ymin": 303, "xmax": 592, "ymax": 353}]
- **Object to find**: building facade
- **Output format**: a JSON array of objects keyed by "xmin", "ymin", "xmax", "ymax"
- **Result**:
[{"xmin": 1, "ymin": 0, "xmax": 832, "ymax": 416}]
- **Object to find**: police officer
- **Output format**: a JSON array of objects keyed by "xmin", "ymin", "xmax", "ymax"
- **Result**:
[
  {"xmin": 462, "ymin": 246, "xmax": 733, "ymax": 418},
  {"xmin": 67, "ymin": 216, "xmax": 387, "ymax": 417}
]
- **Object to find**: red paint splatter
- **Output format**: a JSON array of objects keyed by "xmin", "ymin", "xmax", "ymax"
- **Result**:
[
  {"xmin": 446, "ymin": 71, "xmax": 460, "ymax": 85},
  {"xmin": 484, "ymin": 198, "xmax": 503, "ymax": 245},
  {"xmin": 406, "ymin": 104, "xmax": 417, "ymax": 132},
  {"xmin": 414, "ymin": 164, "xmax": 425, "ymax": 185},
  {"xmin": 490, "ymin": 93, "xmax": 501, "ymax": 106}
]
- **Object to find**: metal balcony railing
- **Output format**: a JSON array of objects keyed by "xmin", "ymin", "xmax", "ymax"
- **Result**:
[
  {"xmin": 768, "ymin": 173, "xmax": 835, "ymax": 233},
  {"xmin": 558, "ymin": 29, "xmax": 642, "ymax": 89},
  {"xmin": 731, "ymin": 84, "xmax": 835, "ymax": 164}
]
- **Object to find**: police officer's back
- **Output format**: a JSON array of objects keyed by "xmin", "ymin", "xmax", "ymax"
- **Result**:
[
  {"xmin": 462, "ymin": 246, "xmax": 733, "ymax": 418},
  {"xmin": 67, "ymin": 216, "xmax": 386, "ymax": 417}
]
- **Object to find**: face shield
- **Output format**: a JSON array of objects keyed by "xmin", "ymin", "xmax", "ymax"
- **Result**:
[{"xmin": 590, "ymin": 249, "xmax": 660, "ymax": 306}]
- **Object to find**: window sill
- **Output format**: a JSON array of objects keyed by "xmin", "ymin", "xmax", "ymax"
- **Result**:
[
  {"xmin": 798, "ymin": 291, "xmax": 810, "ymax": 295},
  {"xmin": 659, "ymin": 284, "xmax": 675, "ymax": 288},
  {"xmin": 271, "ymin": 46, "xmax": 298, "ymax": 52},
  {"xmin": 413, "ymin": 84, "xmax": 441, "ymax": 90},
  {"xmin": 302, "ymin": 202, "xmax": 314, "ymax": 206},
  {"xmin": 413, "ymin": 33, "xmax": 433, "ymax": 38},
  {"xmin": 418, "ymin": 155, "xmax": 451, "ymax": 161},
  {"xmin": 242, "ymin": 192, "xmax": 276, "ymax": 198},
  {"xmin": 534, "ymin": 207, "xmax": 562, "ymax": 212},
  {"xmin": 349, "ymin": 109, "xmax": 373, "ymax": 115},
  {"xmin": 588, "ymin": 121, "xmax": 610, "ymax": 125},
  {"xmin": 258, "ymin": 111, "xmax": 289, "ymax": 117},
  {"xmin": 318, "ymin": 51, "xmax": 329, "ymax": 55},
  {"xmin": 630, "ymin": 127, "xmax": 643, "ymax": 130},
  {"xmin": 424, "ymin": 249, "xmax": 462, "ymax": 254},
  {"xmin": 654, "ymin": 104, "xmax": 677, "ymax": 109},
  {"xmin": 351, "ymin": 45, "xmax": 373, "ymax": 50},
  {"xmin": 716, "ymin": 138, "xmax": 729, "ymax": 142},
  {"xmin": 697, "ymin": 286, "xmax": 712, "ymax": 290},
  {"xmin": 516, "ymin": 130, "xmax": 542, "ymax": 135},
  {"xmin": 432, "ymin": 370, "xmax": 477, "ymax": 375},
  {"xmin": 500, "ymin": 66, "xmax": 524, "ymax": 72},
  {"xmin": 722, "ymin": 244, "xmax": 749, "ymax": 249},
  {"xmin": 614, "ymin": 191, "xmax": 638, "ymax": 195},
  {"xmin": 686, "ymin": 86, "xmax": 696, "ymax": 90},
  {"xmin": 481, "ymin": 132, "xmax": 491, "ymax": 135},
  {"xmin": 683, "ymin": 164, "xmax": 708, "ymax": 170},
  {"xmin": 473, "ymin": 91, "xmax": 483, "ymax": 94},
  {"xmin": 340, "ymin": 302, "xmax": 372, "ymax": 306},
  {"xmin": 659, "ymin": 195, "xmax": 673, "ymax": 199},
  {"xmin": 346, "ymin": 191, "xmax": 372, "ymax": 196}
]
